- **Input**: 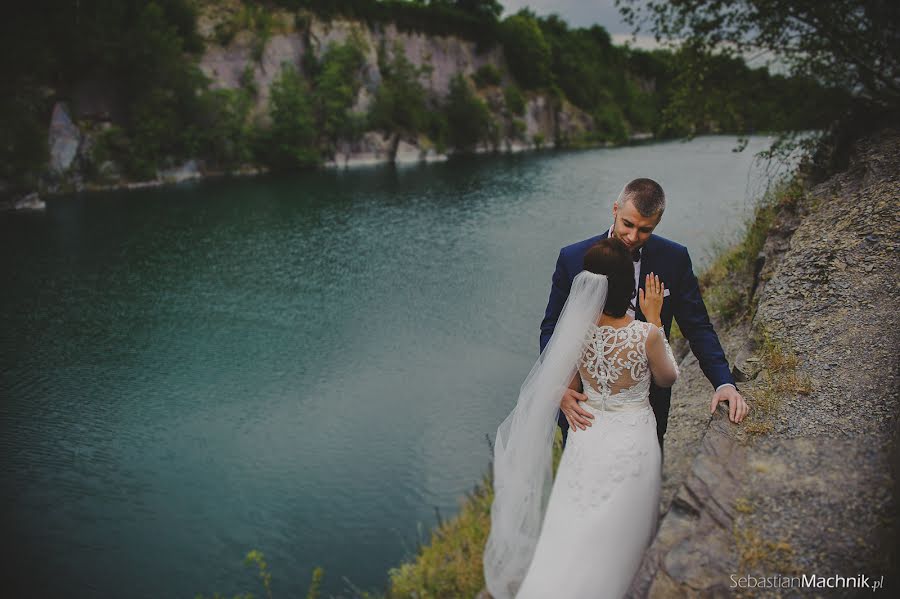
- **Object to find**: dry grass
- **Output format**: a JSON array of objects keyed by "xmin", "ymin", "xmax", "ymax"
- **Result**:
[
  {"xmin": 740, "ymin": 328, "xmax": 813, "ymax": 438},
  {"xmin": 387, "ymin": 430, "xmax": 564, "ymax": 598},
  {"xmin": 734, "ymin": 523, "xmax": 798, "ymax": 576},
  {"xmin": 700, "ymin": 177, "xmax": 806, "ymax": 323},
  {"xmin": 734, "ymin": 493, "xmax": 798, "ymax": 581}
]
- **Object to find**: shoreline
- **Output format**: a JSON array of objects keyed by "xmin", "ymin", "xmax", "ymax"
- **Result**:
[{"xmin": 4, "ymin": 131, "xmax": 779, "ymax": 211}]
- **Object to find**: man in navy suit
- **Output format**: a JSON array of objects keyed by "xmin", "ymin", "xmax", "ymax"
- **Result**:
[{"xmin": 540, "ymin": 178, "xmax": 749, "ymax": 449}]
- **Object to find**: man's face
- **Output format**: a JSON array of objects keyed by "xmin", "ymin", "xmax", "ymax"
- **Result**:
[{"xmin": 611, "ymin": 199, "xmax": 661, "ymax": 252}]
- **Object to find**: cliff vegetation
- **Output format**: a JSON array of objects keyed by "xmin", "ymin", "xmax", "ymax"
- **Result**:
[{"xmin": 1, "ymin": 0, "xmax": 833, "ymax": 202}]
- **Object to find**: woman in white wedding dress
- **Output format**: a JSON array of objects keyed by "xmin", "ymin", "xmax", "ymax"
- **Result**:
[{"xmin": 484, "ymin": 238, "xmax": 680, "ymax": 599}]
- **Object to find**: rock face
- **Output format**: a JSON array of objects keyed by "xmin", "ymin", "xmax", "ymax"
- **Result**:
[
  {"xmin": 194, "ymin": 6, "xmax": 595, "ymax": 166},
  {"xmin": 48, "ymin": 103, "xmax": 82, "ymax": 174},
  {"xmin": 628, "ymin": 129, "xmax": 900, "ymax": 597},
  {"xmin": 308, "ymin": 18, "xmax": 507, "ymax": 100},
  {"xmin": 199, "ymin": 29, "xmax": 306, "ymax": 121},
  {"xmin": 35, "ymin": 3, "xmax": 602, "ymax": 193}
]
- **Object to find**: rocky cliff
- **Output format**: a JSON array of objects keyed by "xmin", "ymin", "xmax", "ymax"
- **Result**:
[
  {"xmin": 627, "ymin": 129, "xmax": 900, "ymax": 596},
  {"xmin": 19, "ymin": 0, "xmax": 601, "ymax": 206}
]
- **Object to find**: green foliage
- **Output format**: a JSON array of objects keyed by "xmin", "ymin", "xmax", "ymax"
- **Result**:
[
  {"xmin": 617, "ymin": 0, "xmax": 898, "ymax": 112},
  {"xmin": 510, "ymin": 118, "xmax": 527, "ymax": 140},
  {"xmin": 590, "ymin": 98, "xmax": 629, "ymax": 144},
  {"xmin": 388, "ymin": 471, "xmax": 493, "ymax": 597},
  {"xmin": 443, "ymin": 74, "xmax": 492, "ymax": 151},
  {"xmin": 305, "ymin": 566, "xmax": 324, "ymax": 599},
  {"xmin": 0, "ymin": 86, "xmax": 48, "ymax": 190},
  {"xmin": 537, "ymin": 15, "xmax": 624, "ymax": 112},
  {"xmin": 503, "ymin": 85, "xmax": 526, "ymax": 116},
  {"xmin": 501, "ymin": 12, "xmax": 552, "ymax": 90},
  {"xmin": 313, "ymin": 35, "xmax": 368, "ymax": 147},
  {"xmin": 452, "ymin": 0, "xmax": 503, "ymax": 20},
  {"xmin": 196, "ymin": 550, "xmax": 333, "ymax": 599},
  {"xmin": 369, "ymin": 41, "xmax": 430, "ymax": 136},
  {"xmin": 240, "ymin": 65, "xmax": 259, "ymax": 97},
  {"xmin": 0, "ymin": 0, "xmax": 858, "ymax": 190},
  {"xmin": 473, "ymin": 64, "xmax": 502, "ymax": 88},
  {"xmin": 0, "ymin": 0, "xmax": 215, "ymax": 185},
  {"xmin": 195, "ymin": 87, "xmax": 256, "ymax": 168},
  {"xmin": 630, "ymin": 45, "xmax": 842, "ymax": 139},
  {"xmin": 244, "ymin": 550, "xmax": 273, "ymax": 599},
  {"xmin": 258, "ymin": 64, "xmax": 320, "ymax": 169},
  {"xmin": 388, "ymin": 429, "xmax": 564, "ymax": 598},
  {"xmin": 700, "ymin": 177, "xmax": 806, "ymax": 322},
  {"xmin": 286, "ymin": 0, "xmax": 501, "ymax": 44}
]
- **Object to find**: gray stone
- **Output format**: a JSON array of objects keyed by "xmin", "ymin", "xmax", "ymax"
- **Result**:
[
  {"xmin": 48, "ymin": 102, "xmax": 82, "ymax": 173},
  {"xmin": 14, "ymin": 192, "xmax": 45, "ymax": 211},
  {"xmin": 159, "ymin": 160, "xmax": 202, "ymax": 184}
]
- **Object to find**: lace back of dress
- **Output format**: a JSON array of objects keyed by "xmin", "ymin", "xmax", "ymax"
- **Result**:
[{"xmin": 579, "ymin": 321, "xmax": 651, "ymax": 397}]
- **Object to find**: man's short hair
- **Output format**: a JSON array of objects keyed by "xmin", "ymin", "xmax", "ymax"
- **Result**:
[{"xmin": 617, "ymin": 178, "xmax": 665, "ymax": 217}]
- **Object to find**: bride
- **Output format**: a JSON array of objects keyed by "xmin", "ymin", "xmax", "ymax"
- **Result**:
[{"xmin": 483, "ymin": 238, "xmax": 680, "ymax": 599}]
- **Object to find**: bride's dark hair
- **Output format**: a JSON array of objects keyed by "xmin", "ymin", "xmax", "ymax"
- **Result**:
[{"xmin": 583, "ymin": 238, "xmax": 634, "ymax": 317}]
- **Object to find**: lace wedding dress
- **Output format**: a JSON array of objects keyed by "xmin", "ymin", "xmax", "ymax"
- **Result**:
[{"xmin": 514, "ymin": 320, "xmax": 679, "ymax": 599}]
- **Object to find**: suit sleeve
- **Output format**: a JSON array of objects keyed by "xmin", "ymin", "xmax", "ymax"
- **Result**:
[
  {"xmin": 539, "ymin": 250, "xmax": 571, "ymax": 354},
  {"xmin": 673, "ymin": 247, "xmax": 735, "ymax": 389}
]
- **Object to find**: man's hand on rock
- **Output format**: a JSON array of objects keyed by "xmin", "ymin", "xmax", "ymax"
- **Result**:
[
  {"xmin": 561, "ymin": 388, "xmax": 593, "ymax": 431},
  {"xmin": 710, "ymin": 385, "xmax": 750, "ymax": 423}
]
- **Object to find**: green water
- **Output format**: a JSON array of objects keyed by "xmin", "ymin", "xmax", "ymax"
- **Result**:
[{"xmin": 0, "ymin": 136, "xmax": 775, "ymax": 597}]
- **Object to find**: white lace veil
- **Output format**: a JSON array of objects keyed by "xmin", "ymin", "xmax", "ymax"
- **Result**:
[{"xmin": 483, "ymin": 271, "xmax": 609, "ymax": 599}]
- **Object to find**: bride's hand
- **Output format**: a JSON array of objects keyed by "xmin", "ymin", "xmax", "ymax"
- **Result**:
[{"xmin": 639, "ymin": 273, "xmax": 665, "ymax": 327}]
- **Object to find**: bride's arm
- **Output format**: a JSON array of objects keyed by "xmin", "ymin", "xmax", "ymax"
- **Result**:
[{"xmin": 647, "ymin": 326, "xmax": 679, "ymax": 388}]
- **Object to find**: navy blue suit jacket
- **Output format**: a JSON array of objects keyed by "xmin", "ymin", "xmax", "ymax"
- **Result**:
[{"xmin": 540, "ymin": 232, "xmax": 734, "ymax": 442}]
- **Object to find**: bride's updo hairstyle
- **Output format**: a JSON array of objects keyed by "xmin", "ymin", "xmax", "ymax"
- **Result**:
[{"xmin": 583, "ymin": 238, "xmax": 634, "ymax": 317}]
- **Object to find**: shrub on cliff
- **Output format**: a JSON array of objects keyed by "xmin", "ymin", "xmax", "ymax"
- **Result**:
[
  {"xmin": 257, "ymin": 65, "xmax": 319, "ymax": 169},
  {"xmin": 313, "ymin": 35, "xmax": 368, "ymax": 149},
  {"xmin": 501, "ymin": 12, "xmax": 552, "ymax": 90},
  {"xmin": 473, "ymin": 64, "xmax": 502, "ymax": 88},
  {"xmin": 591, "ymin": 97, "xmax": 629, "ymax": 144},
  {"xmin": 443, "ymin": 74, "xmax": 493, "ymax": 151},
  {"xmin": 503, "ymin": 85, "xmax": 526, "ymax": 117},
  {"xmin": 369, "ymin": 42, "xmax": 430, "ymax": 137},
  {"xmin": 195, "ymin": 88, "xmax": 255, "ymax": 169}
]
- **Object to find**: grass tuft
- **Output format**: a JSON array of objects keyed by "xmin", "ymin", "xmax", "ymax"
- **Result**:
[
  {"xmin": 700, "ymin": 177, "xmax": 806, "ymax": 323},
  {"xmin": 387, "ymin": 429, "xmax": 564, "ymax": 598},
  {"xmin": 741, "ymin": 328, "xmax": 813, "ymax": 437}
]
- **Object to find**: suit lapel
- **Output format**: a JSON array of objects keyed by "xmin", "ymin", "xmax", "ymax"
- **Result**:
[{"xmin": 635, "ymin": 236, "xmax": 656, "ymax": 322}]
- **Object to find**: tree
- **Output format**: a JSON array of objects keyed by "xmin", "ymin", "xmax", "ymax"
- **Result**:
[
  {"xmin": 453, "ymin": 0, "xmax": 503, "ymax": 20},
  {"xmin": 313, "ymin": 36, "xmax": 367, "ymax": 147},
  {"xmin": 443, "ymin": 74, "xmax": 492, "ymax": 151},
  {"xmin": 262, "ymin": 64, "xmax": 319, "ymax": 169},
  {"xmin": 501, "ymin": 12, "xmax": 552, "ymax": 89},
  {"xmin": 369, "ymin": 41, "xmax": 430, "ymax": 135},
  {"xmin": 616, "ymin": 0, "xmax": 899, "ymax": 109}
]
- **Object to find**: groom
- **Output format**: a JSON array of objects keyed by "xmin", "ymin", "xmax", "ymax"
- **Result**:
[{"xmin": 540, "ymin": 178, "xmax": 749, "ymax": 449}]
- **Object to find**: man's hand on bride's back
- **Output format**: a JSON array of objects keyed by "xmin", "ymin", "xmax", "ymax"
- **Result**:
[{"xmin": 561, "ymin": 389, "xmax": 593, "ymax": 431}]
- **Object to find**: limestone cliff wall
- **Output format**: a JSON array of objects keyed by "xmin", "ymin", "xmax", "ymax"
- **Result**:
[
  {"xmin": 193, "ymin": 3, "xmax": 595, "ymax": 166},
  {"xmin": 626, "ymin": 129, "xmax": 900, "ymax": 597},
  {"xmin": 21, "ymin": 2, "xmax": 601, "ymax": 202}
]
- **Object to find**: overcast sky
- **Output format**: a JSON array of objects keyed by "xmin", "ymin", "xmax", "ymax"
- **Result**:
[
  {"xmin": 500, "ymin": 0, "xmax": 632, "ymax": 33},
  {"xmin": 498, "ymin": 0, "xmax": 670, "ymax": 49},
  {"xmin": 498, "ymin": 1, "xmax": 777, "ymax": 64}
]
